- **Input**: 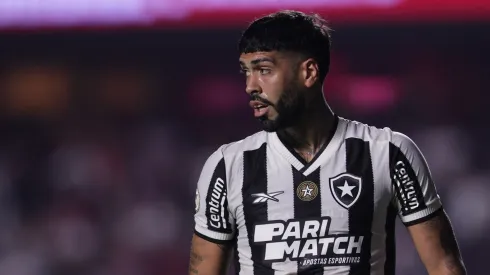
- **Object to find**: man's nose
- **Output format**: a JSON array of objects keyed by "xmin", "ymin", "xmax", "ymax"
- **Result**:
[{"xmin": 245, "ymin": 75, "xmax": 261, "ymax": 96}]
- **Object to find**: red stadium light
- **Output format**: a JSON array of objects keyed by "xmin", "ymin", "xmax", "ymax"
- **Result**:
[{"xmin": 0, "ymin": 0, "xmax": 488, "ymax": 30}]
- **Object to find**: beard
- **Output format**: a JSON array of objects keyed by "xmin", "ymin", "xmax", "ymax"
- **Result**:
[{"xmin": 257, "ymin": 85, "xmax": 305, "ymax": 132}]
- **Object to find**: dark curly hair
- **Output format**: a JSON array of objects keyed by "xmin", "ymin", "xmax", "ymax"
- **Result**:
[{"xmin": 238, "ymin": 10, "xmax": 332, "ymax": 83}]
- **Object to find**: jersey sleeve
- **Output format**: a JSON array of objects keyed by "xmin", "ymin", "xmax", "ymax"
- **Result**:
[
  {"xmin": 194, "ymin": 146, "xmax": 236, "ymax": 243},
  {"xmin": 389, "ymin": 132, "xmax": 443, "ymax": 226}
]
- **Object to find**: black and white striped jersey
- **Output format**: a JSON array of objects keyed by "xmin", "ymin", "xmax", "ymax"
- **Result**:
[{"xmin": 193, "ymin": 116, "xmax": 442, "ymax": 275}]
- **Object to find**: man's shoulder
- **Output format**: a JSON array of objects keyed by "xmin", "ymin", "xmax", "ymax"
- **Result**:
[
  {"xmin": 342, "ymin": 117, "xmax": 402, "ymax": 144},
  {"xmin": 216, "ymin": 130, "xmax": 268, "ymax": 158},
  {"xmin": 341, "ymin": 117, "xmax": 417, "ymax": 152}
]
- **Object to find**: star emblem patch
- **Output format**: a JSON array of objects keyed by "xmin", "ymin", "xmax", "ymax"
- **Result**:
[{"xmin": 296, "ymin": 181, "xmax": 319, "ymax": 201}]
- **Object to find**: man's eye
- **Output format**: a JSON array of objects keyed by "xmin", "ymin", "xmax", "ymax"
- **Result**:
[{"xmin": 259, "ymin": 69, "xmax": 271, "ymax": 75}]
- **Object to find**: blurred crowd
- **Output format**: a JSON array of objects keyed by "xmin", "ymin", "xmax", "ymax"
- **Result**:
[{"xmin": 0, "ymin": 25, "xmax": 487, "ymax": 275}]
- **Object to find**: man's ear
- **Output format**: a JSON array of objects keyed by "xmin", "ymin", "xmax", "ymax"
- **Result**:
[{"xmin": 300, "ymin": 58, "xmax": 319, "ymax": 88}]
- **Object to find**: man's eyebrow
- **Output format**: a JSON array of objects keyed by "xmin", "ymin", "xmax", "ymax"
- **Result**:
[
  {"xmin": 239, "ymin": 57, "xmax": 275, "ymax": 67},
  {"xmin": 251, "ymin": 57, "xmax": 275, "ymax": 65}
]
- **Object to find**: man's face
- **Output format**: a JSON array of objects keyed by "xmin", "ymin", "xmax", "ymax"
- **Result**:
[{"xmin": 239, "ymin": 51, "xmax": 305, "ymax": 132}]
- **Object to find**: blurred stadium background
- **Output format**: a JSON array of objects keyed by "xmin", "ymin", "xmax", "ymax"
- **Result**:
[{"xmin": 0, "ymin": 1, "xmax": 488, "ymax": 274}]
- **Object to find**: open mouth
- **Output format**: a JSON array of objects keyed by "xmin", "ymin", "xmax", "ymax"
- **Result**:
[
  {"xmin": 250, "ymin": 100, "xmax": 269, "ymax": 109},
  {"xmin": 250, "ymin": 100, "xmax": 270, "ymax": 118}
]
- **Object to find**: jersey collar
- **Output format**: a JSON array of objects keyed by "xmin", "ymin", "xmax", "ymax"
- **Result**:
[{"xmin": 268, "ymin": 116, "xmax": 347, "ymax": 176}]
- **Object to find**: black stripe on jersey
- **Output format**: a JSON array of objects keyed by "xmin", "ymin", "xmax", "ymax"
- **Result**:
[
  {"xmin": 293, "ymin": 167, "xmax": 323, "ymax": 274},
  {"xmin": 205, "ymin": 158, "xmax": 232, "ymax": 234},
  {"xmin": 389, "ymin": 143, "xmax": 427, "ymax": 217},
  {"xmin": 242, "ymin": 143, "xmax": 274, "ymax": 275},
  {"xmin": 384, "ymin": 203, "xmax": 398, "ymax": 275},
  {"xmin": 293, "ymin": 167, "xmax": 322, "ymax": 218},
  {"xmin": 345, "ymin": 138, "xmax": 374, "ymax": 275},
  {"xmin": 233, "ymin": 223, "xmax": 241, "ymax": 275}
]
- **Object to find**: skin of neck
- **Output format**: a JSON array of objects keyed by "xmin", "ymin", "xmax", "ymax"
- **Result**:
[{"xmin": 277, "ymin": 88, "xmax": 336, "ymax": 153}]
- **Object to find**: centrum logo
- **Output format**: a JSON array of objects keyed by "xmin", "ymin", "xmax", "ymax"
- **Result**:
[
  {"xmin": 205, "ymin": 177, "xmax": 231, "ymax": 233},
  {"xmin": 393, "ymin": 159, "xmax": 426, "ymax": 215},
  {"xmin": 253, "ymin": 218, "xmax": 364, "ymax": 266}
]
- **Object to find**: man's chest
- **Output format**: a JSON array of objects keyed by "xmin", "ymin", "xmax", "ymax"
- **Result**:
[
  {"xmin": 232, "ymin": 159, "xmax": 392, "ymax": 265},
  {"xmin": 225, "ymin": 139, "xmax": 394, "ymax": 267},
  {"xmin": 234, "ymin": 143, "xmax": 392, "ymax": 224}
]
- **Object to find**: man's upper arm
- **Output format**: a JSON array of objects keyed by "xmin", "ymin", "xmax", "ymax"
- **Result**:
[
  {"xmin": 389, "ymin": 132, "xmax": 465, "ymax": 274},
  {"xmin": 389, "ymin": 132, "xmax": 442, "ymax": 226},
  {"xmin": 190, "ymin": 147, "xmax": 236, "ymax": 275},
  {"xmin": 194, "ymin": 146, "xmax": 235, "ymax": 242}
]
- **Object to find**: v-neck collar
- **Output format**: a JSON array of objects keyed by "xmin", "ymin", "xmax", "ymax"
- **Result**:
[{"xmin": 269, "ymin": 115, "xmax": 346, "ymax": 176}]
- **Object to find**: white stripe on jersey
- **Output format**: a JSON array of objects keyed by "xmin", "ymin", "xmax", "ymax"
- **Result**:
[
  {"xmin": 320, "ymin": 140, "xmax": 350, "ymax": 275},
  {"xmin": 369, "ymin": 138, "xmax": 392, "ymax": 274},
  {"xmin": 266, "ymin": 146, "xmax": 297, "ymax": 275},
  {"xmin": 231, "ymin": 155, "xmax": 254, "ymax": 275}
]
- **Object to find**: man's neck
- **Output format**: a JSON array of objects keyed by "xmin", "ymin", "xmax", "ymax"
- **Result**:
[{"xmin": 277, "ymin": 101, "xmax": 336, "ymax": 155}]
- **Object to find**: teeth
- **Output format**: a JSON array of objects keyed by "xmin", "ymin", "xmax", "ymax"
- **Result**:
[{"xmin": 254, "ymin": 104, "xmax": 267, "ymax": 110}]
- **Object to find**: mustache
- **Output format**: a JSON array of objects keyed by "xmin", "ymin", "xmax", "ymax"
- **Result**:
[{"xmin": 250, "ymin": 93, "xmax": 274, "ymax": 106}]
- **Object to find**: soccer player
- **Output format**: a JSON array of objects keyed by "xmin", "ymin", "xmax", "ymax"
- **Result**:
[{"xmin": 189, "ymin": 10, "xmax": 466, "ymax": 275}]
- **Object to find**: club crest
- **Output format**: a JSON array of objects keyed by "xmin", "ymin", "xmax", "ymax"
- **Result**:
[{"xmin": 329, "ymin": 173, "xmax": 362, "ymax": 209}]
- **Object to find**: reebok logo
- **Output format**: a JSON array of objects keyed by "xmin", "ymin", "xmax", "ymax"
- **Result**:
[{"xmin": 251, "ymin": 191, "xmax": 284, "ymax": 204}]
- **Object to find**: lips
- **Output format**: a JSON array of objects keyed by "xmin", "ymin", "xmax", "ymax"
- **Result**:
[
  {"xmin": 249, "ymin": 100, "xmax": 270, "ymax": 118},
  {"xmin": 249, "ymin": 100, "xmax": 269, "ymax": 110}
]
